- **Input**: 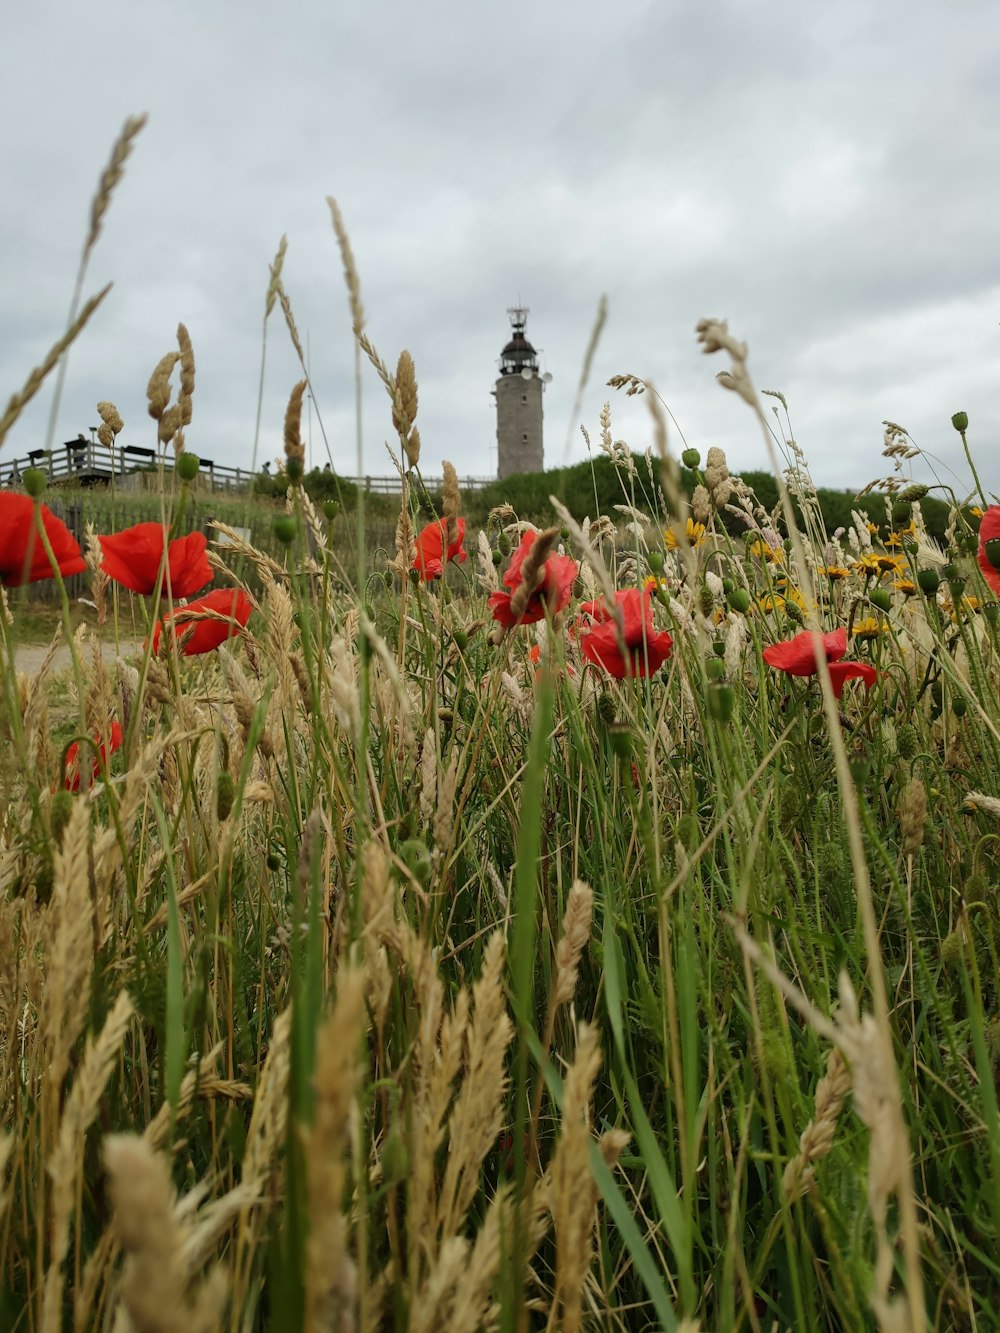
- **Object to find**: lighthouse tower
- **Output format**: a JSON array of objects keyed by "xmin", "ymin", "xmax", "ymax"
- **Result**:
[{"xmin": 494, "ymin": 306, "xmax": 546, "ymax": 479}]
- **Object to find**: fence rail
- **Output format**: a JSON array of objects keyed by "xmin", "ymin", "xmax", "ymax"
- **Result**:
[{"xmin": 0, "ymin": 441, "xmax": 495, "ymax": 496}]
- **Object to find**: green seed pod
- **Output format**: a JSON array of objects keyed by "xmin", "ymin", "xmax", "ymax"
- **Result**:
[
  {"xmin": 722, "ymin": 577, "xmax": 734, "ymax": 595},
  {"xmin": 948, "ymin": 575, "xmax": 967, "ymax": 598},
  {"xmin": 958, "ymin": 531, "xmax": 979, "ymax": 555},
  {"xmin": 713, "ymin": 638, "xmax": 726, "ymax": 657},
  {"xmin": 698, "ymin": 583, "xmax": 715, "ymax": 618},
  {"xmin": 216, "ymin": 770, "xmax": 235, "ymax": 821},
  {"xmin": 984, "ymin": 603, "xmax": 1000, "ymax": 626},
  {"xmin": 560, "ymin": 526, "xmax": 570, "ymax": 541},
  {"xmin": 491, "ymin": 549, "xmax": 502, "ymax": 567},
  {"xmin": 869, "ymin": 587, "xmax": 892, "ymax": 612},
  {"xmin": 897, "ymin": 483, "xmax": 930, "ymax": 503},
  {"xmin": 706, "ymin": 657, "xmax": 726, "ymax": 681},
  {"xmin": 409, "ymin": 566, "xmax": 421, "ymax": 584},
  {"xmin": 983, "ymin": 538, "xmax": 1000, "ymax": 572},
  {"xmin": 681, "ymin": 448, "xmax": 701, "ymax": 470},
  {"xmin": 896, "ymin": 722, "xmax": 918, "ymax": 761},
  {"xmin": 951, "ymin": 411, "xmax": 969, "ymax": 433},
  {"xmin": 707, "ymin": 682, "xmax": 734, "ymax": 722},
  {"xmin": 452, "ymin": 628, "xmax": 468, "ymax": 652},
  {"xmin": 917, "ymin": 568, "xmax": 940, "ymax": 596},
  {"xmin": 891, "ymin": 500, "xmax": 911, "ymax": 528},
  {"xmin": 728, "ymin": 587, "xmax": 751, "ymax": 614},
  {"xmin": 176, "ymin": 451, "xmax": 200, "ymax": 482},
  {"xmin": 322, "ymin": 499, "xmax": 339, "ymax": 522},
  {"xmin": 647, "ymin": 550, "xmax": 664, "ymax": 575},
  {"xmin": 266, "ymin": 851, "xmax": 281, "ymax": 872},
  {"xmin": 785, "ymin": 601, "xmax": 804, "ymax": 624},
  {"xmin": 608, "ymin": 722, "xmax": 632, "ymax": 760},
  {"xmin": 273, "ymin": 514, "xmax": 297, "ymax": 545},
  {"xmin": 952, "ymin": 695, "xmax": 968, "ymax": 718},
  {"xmin": 941, "ymin": 562, "xmax": 961, "ymax": 582},
  {"xmin": 23, "ymin": 467, "xmax": 47, "ymax": 499}
]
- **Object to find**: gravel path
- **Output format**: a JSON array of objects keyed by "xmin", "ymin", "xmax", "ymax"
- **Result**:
[{"xmin": 13, "ymin": 639, "xmax": 142, "ymax": 675}]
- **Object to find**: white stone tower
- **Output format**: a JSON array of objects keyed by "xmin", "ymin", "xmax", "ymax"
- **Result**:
[{"xmin": 494, "ymin": 306, "xmax": 547, "ymax": 479}]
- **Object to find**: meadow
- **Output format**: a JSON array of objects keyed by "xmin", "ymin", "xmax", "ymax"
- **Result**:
[{"xmin": 1, "ymin": 117, "xmax": 999, "ymax": 1333}]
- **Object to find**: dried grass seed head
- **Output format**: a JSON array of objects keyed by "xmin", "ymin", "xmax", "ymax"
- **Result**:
[
  {"xmin": 147, "ymin": 351, "xmax": 179, "ymax": 422},
  {"xmin": 283, "ymin": 379, "xmax": 307, "ymax": 463}
]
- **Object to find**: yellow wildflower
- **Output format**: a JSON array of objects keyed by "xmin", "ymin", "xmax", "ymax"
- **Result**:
[{"xmin": 664, "ymin": 517, "xmax": 706, "ymax": 550}]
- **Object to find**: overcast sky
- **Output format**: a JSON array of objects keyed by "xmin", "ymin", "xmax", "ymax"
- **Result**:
[{"xmin": 2, "ymin": 0, "xmax": 998, "ymax": 503}]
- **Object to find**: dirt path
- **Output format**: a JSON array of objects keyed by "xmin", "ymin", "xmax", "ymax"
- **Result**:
[{"xmin": 13, "ymin": 639, "xmax": 142, "ymax": 676}]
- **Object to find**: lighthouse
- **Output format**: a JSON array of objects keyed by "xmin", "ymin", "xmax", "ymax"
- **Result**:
[{"xmin": 494, "ymin": 306, "xmax": 548, "ymax": 479}]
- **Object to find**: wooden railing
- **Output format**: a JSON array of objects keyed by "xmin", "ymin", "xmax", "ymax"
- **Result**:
[{"xmin": 0, "ymin": 442, "xmax": 494, "ymax": 495}]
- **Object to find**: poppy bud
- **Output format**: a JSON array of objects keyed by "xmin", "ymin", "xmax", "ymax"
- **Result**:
[
  {"xmin": 681, "ymin": 448, "xmax": 701, "ymax": 470},
  {"xmin": 940, "ymin": 929, "xmax": 964, "ymax": 970},
  {"xmin": 596, "ymin": 691, "xmax": 617, "ymax": 727},
  {"xmin": 722, "ymin": 577, "xmax": 734, "ymax": 595},
  {"xmin": 891, "ymin": 500, "xmax": 911, "ymax": 528},
  {"xmin": 952, "ymin": 696, "xmax": 968, "ymax": 718},
  {"xmin": 869, "ymin": 588, "xmax": 892, "ymax": 612},
  {"xmin": 560, "ymin": 527, "xmax": 570, "ymax": 541},
  {"xmin": 323, "ymin": 500, "xmax": 339, "ymax": 522},
  {"xmin": 728, "ymin": 588, "xmax": 751, "ymax": 614},
  {"xmin": 266, "ymin": 851, "xmax": 281, "ymax": 872},
  {"xmin": 176, "ymin": 451, "xmax": 200, "ymax": 481},
  {"xmin": 381, "ymin": 1126, "xmax": 409, "ymax": 1184},
  {"xmin": 707, "ymin": 683, "xmax": 734, "ymax": 723},
  {"xmin": 400, "ymin": 838, "xmax": 433, "ymax": 887},
  {"xmin": 492, "ymin": 549, "xmax": 502, "ymax": 567},
  {"xmin": 647, "ymin": 551, "xmax": 664, "ymax": 575},
  {"xmin": 951, "ymin": 411, "xmax": 969, "ymax": 433},
  {"xmin": 984, "ymin": 538, "xmax": 1000, "ymax": 572},
  {"xmin": 23, "ymin": 467, "xmax": 47, "ymax": 499},
  {"xmin": 50, "ymin": 788, "xmax": 75, "ymax": 846},
  {"xmin": 706, "ymin": 657, "xmax": 726, "ymax": 681},
  {"xmin": 984, "ymin": 603, "xmax": 1000, "ymax": 626},
  {"xmin": 286, "ymin": 457, "xmax": 304, "ymax": 483},
  {"xmin": 785, "ymin": 601, "xmax": 804, "ymax": 624},
  {"xmin": 698, "ymin": 583, "xmax": 715, "ymax": 618},
  {"xmin": 896, "ymin": 723, "xmax": 918, "ymax": 761},
  {"xmin": 917, "ymin": 568, "xmax": 940, "ymax": 596},
  {"xmin": 452, "ymin": 628, "xmax": 468, "ymax": 652},
  {"xmin": 216, "ymin": 771, "xmax": 235, "ymax": 821}
]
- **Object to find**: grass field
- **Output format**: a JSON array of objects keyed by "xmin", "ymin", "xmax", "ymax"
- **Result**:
[{"xmin": 1, "ymin": 122, "xmax": 999, "ymax": 1331}]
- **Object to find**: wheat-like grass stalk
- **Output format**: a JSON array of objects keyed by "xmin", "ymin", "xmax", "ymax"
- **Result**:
[
  {"xmin": 782, "ymin": 1047, "xmax": 852, "ymax": 1201},
  {"xmin": 42, "ymin": 990, "xmax": 134, "ymax": 1333},
  {"xmin": 176, "ymin": 322, "xmax": 195, "ymax": 433},
  {"xmin": 304, "ymin": 968, "xmax": 367, "ymax": 1332},
  {"xmin": 0, "ymin": 283, "xmax": 112, "ymax": 450},
  {"xmin": 437, "ymin": 932, "xmax": 512, "ymax": 1239},
  {"xmin": 553, "ymin": 881, "xmax": 593, "ymax": 1008},
  {"xmin": 549, "ymin": 1022, "xmax": 603, "ymax": 1333},
  {"xmin": 104, "ymin": 1135, "xmax": 226, "ymax": 1333}
]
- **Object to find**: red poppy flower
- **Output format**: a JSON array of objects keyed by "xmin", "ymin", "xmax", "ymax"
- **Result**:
[
  {"xmin": 762, "ymin": 626, "xmax": 878, "ymax": 698},
  {"xmin": 977, "ymin": 505, "xmax": 1000, "ymax": 597},
  {"xmin": 99, "ymin": 522, "xmax": 212, "ymax": 597},
  {"xmin": 577, "ymin": 587, "xmax": 673, "ymax": 678},
  {"xmin": 0, "ymin": 494, "xmax": 87, "ymax": 585},
  {"xmin": 412, "ymin": 518, "xmax": 467, "ymax": 580},
  {"xmin": 488, "ymin": 531, "xmax": 578, "ymax": 627},
  {"xmin": 150, "ymin": 587, "xmax": 254, "ymax": 656},
  {"xmin": 64, "ymin": 721, "xmax": 124, "ymax": 791}
]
